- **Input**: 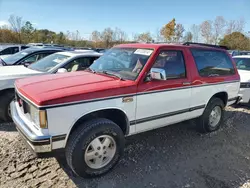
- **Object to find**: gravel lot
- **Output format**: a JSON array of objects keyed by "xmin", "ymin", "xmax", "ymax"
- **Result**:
[{"xmin": 1, "ymin": 105, "xmax": 250, "ymax": 188}]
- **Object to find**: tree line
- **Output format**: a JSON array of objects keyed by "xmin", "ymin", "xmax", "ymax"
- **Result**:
[{"xmin": 0, "ymin": 15, "xmax": 249, "ymax": 50}]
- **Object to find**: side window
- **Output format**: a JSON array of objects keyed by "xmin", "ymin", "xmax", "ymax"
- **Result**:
[
  {"xmin": 152, "ymin": 50, "xmax": 186, "ymax": 79},
  {"xmin": 191, "ymin": 49, "xmax": 235, "ymax": 77},
  {"xmin": 64, "ymin": 57, "xmax": 98, "ymax": 72},
  {"xmin": 37, "ymin": 53, "xmax": 52, "ymax": 61},
  {"xmin": 1, "ymin": 47, "xmax": 12, "ymax": 55},
  {"xmin": 12, "ymin": 47, "xmax": 19, "ymax": 54},
  {"xmin": 23, "ymin": 54, "xmax": 39, "ymax": 63},
  {"xmin": 21, "ymin": 46, "xmax": 29, "ymax": 50}
]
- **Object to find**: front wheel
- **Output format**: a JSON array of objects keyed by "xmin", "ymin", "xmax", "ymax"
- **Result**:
[
  {"xmin": 197, "ymin": 97, "xmax": 225, "ymax": 133},
  {"xmin": 65, "ymin": 118, "xmax": 125, "ymax": 178},
  {"xmin": 0, "ymin": 91, "xmax": 15, "ymax": 122}
]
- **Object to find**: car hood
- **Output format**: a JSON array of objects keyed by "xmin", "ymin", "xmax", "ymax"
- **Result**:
[
  {"xmin": 16, "ymin": 71, "xmax": 136, "ymax": 106},
  {"xmin": 0, "ymin": 65, "xmax": 41, "ymax": 78},
  {"xmin": 238, "ymin": 70, "xmax": 250, "ymax": 82}
]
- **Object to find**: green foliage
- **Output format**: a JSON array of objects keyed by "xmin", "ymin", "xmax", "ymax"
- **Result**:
[
  {"xmin": 134, "ymin": 32, "xmax": 153, "ymax": 43},
  {"xmin": 161, "ymin": 18, "xmax": 176, "ymax": 41},
  {"xmin": 219, "ymin": 32, "xmax": 250, "ymax": 50}
]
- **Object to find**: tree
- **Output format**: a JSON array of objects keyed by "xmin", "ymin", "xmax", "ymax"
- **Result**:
[
  {"xmin": 134, "ymin": 32, "xmax": 152, "ymax": 43},
  {"xmin": 55, "ymin": 32, "xmax": 66, "ymax": 44},
  {"xmin": 213, "ymin": 16, "xmax": 226, "ymax": 44},
  {"xmin": 200, "ymin": 20, "xmax": 213, "ymax": 43},
  {"xmin": 183, "ymin": 32, "xmax": 193, "ymax": 42},
  {"xmin": 175, "ymin": 24, "xmax": 185, "ymax": 42},
  {"xmin": 190, "ymin": 24, "xmax": 200, "ymax": 42},
  {"xmin": 114, "ymin": 28, "xmax": 127, "ymax": 43},
  {"xmin": 160, "ymin": 18, "xmax": 176, "ymax": 42},
  {"xmin": 0, "ymin": 28, "xmax": 19, "ymax": 43},
  {"xmin": 101, "ymin": 28, "xmax": 114, "ymax": 48},
  {"xmin": 8, "ymin": 15, "xmax": 24, "ymax": 43},
  {"xmin": 91, "ymin": 30, "xmax": 101, "ymax": 47},
  {"xmin": 21, "ymin": 21, "xmax": 34, "ymax": 43},
  {"xmin": 226, "ymin": 18, "xmax": 245, "ymax": 34},
  {"xmin": 219, "ymin": 32, "xmax": 250, "ymax": 50}
]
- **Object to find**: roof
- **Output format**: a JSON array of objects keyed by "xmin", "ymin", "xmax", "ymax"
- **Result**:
[
  {"xmin": 23, "ymin": 47, "xmax": 64, "ymax": 53},
  {"xmin": 0, "ymin": 44, "xmax": 24, "ymax": 50},
  {"xmin": 233, "ymin": 55, "xmax": 250, "ymax": 58},
  {"xmin": 115, "ymin": 43, "xmax": 227, "ymax": 51},
  {"xmin": 57, "ymin": 51, "xmax": 101, "ymax": 57}
]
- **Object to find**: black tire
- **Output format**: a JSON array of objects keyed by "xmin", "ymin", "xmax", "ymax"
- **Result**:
[
  {"xmin": 197, "ymin": 97, "xmax": 225, "ymax": 133},
  {"xmin": 65, "ymin": 118, "xmax": 125, "ymax": 178},
  {"xmin": 0, "ymin": 91, "xmax": 15, "ymax": 122}
]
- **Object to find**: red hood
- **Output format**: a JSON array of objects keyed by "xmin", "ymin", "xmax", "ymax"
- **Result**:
[{"xmin": 15, "ymin": 71, "xmax": 136, "ymax": 106}]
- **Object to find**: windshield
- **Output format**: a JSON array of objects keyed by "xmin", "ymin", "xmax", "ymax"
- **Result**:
[
  {"xmin": 89, "ymin": 48, "xmax": 153, "ymax": 80},
  {"xmin": 233, "ymin": 58, "xmax": 250, "ymax": 71},
  {"xmin": 1, "ymin": 50, "xmax": 30, "ymax": 64},
  {"xmin": 28, "ymin": 53, "xmax": 71, "ymax": 72}
]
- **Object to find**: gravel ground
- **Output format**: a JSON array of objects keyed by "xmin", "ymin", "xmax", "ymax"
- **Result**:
[{"xmin": 1, "ymin": 105, "xmax": 250, "ymax": 188}]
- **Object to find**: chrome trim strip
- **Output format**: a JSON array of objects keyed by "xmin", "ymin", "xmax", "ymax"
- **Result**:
[{"xmin": 129, "ymin": 104, "xmax": 205, "ymax": 125}]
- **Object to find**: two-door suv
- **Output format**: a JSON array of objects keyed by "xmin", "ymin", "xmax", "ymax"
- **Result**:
[{"xmin": 11, "ymin": 42, "xmax": 240, "ymax": 177}]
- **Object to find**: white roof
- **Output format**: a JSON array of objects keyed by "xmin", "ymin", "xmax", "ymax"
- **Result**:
[
  {"xmin": 56, "ymin": 51, "xmax": 101, "ymax": 57},
  {"xmin": 233, "ymin": 55, "xmax": 250, "ymax": 58}
]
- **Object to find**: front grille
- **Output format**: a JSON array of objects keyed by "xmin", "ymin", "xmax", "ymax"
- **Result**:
[
  {"xmin": 240, "ymin": 83, "xmax": 250, "ymax": 88},
  {"xmin": 15, "ymin": 91, "xmax": 30, "ymax": 114}
]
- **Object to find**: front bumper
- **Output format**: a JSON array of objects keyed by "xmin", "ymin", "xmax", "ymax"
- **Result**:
[
  {"xmin": 10, "ymin": 101, "xmax": 52, "ymax": 153},
  {"xmin": 239, "ymin": 88, "xmax": 250, "ymax": 103}
]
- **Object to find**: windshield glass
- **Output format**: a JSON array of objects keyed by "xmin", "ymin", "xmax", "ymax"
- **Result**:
[
  {"xmin": 89, "ymin": 48, "xmax": 153, "ymax": 80},
  {"xmin": 28, "ymin": 53, "xmax": 71, "ymax": 72},
  {"xmin": 1, "ymin": 50, "xmax": 30, "ymax": 64},
  {"xmin": 233, "ymin": 58, "xmax": 250, "ymax": 71}
]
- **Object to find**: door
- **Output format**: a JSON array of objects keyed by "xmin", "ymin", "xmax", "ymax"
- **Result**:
[{"xmin": 135, "ymin": 50, "xmax": 192, "ymax": 133}]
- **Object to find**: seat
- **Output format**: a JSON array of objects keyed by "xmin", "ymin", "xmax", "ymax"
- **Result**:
[{"xmin": 71, "ymin": 64, "xmax": 79, "ymax": 72}]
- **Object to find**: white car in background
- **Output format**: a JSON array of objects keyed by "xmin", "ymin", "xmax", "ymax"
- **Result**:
[
  {"xmin": 0, "ymin": 51, "xmax": 102, "ymax": 122},
  {"xmin": 233, "ymin": 55, "xmax": 250, "ymax": 104}
]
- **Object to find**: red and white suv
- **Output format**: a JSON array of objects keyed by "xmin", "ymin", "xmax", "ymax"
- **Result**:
[{"xmin": 11, "ymin": 42, "xmax": 240, "ymax": 177}]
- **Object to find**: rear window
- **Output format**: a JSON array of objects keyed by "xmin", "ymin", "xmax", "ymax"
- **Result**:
[
  {"xmin": 191, "ymin": 49, "xmax": 235, "ymax": 77},
  {"xmin": 233, "ymin": 58, "xmax": 250, "ymax": 71}
]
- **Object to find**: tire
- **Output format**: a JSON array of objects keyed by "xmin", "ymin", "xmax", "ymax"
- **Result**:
[
  {"xmin": 197, "ymin": 97, "xmax": 225, "ymax": 133},
  {"xmin": 65, "ymin": 118, "xmax": 125, "ymax": 178},
  {"xmin": 0, "ymin": 91, "xmax": 15, "ymax": 122}
]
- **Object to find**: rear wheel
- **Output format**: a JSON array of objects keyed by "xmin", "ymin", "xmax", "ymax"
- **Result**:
[
  {"xmin": 65, "ymin": 118, "xmax": 125, "ymax": 178},
  {"xmin": 0, "ymin": 91, "xmax": 15, "ymax": 122},
  {"xmin": 197, "ymin": 97, "xmax": 225, "ymax": 133}
]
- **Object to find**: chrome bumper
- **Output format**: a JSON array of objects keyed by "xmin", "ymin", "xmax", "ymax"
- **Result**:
[{"xmin": 10, "ymin": 101, "xmax": 52, "ymax": 153}]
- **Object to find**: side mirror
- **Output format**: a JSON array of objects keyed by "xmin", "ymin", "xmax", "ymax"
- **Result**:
[
  {"xmin": 23, "ymin": 62, "xmax": 33, "ymax": 66},
  {"xmin": 150, "ymin": 68, "xmax": 167, "ymax": 80},
  {"xmin": 57, "ymin": 68, "xmax": 68, "ymax": 73}
]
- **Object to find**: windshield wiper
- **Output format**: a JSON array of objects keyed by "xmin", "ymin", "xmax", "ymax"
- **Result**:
[
  {"xmin": 0, "ymin": 58, "xmax": 7, "ymax": 66},
  {"xmin": 101, "ymin": 70, "xmax": 125, "ymax": 80},
  {"xmin": 86, "ymin": 67, "xmax": 96, "ymax": 73}
]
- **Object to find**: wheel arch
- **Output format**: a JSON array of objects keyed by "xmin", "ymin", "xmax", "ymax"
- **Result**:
[
  {"xmin": 65, "ymin": 107, "xmax": 130, "ymax": 145},
  {"xmin": 207, "ymin": 91, "xmax": 228, "ymax": 107},
  {"xmin": 0, "ymin": 88, "xmax": 15, "ymax": 97}
]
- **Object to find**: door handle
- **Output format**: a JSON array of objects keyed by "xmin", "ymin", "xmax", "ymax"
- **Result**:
[{"xmin": 182, "ymin": 82, "xmax": 191, "ymax": 86}]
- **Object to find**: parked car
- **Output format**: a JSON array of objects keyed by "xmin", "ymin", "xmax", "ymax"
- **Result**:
[
  {"xmin": 233, "ymin": 55, "xmax": 250, "ymax": 104},
  {"xmin": 0, "ymin": 47, "xmax": 64, "ymax": 66},
  {"xmin": 0, "ymin": 51, "xmax": 101, "ymax": 122},
  {"xmin": 0, "ymin": 44, "xmax": 29, "ymax": 56},
  {"xmin": 11, "ymin": 42, "xmax": 240, "ymax": 178}
]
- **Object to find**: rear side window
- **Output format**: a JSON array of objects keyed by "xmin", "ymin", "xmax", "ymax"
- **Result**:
[{"xmin": 191, "ymin": 49, "xmax": 235, "ymax": 77}]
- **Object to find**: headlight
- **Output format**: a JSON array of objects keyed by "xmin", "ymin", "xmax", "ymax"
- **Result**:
[{"xmin": 30, "ymin": 105, "xmax": 47, "ymax": 129}]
